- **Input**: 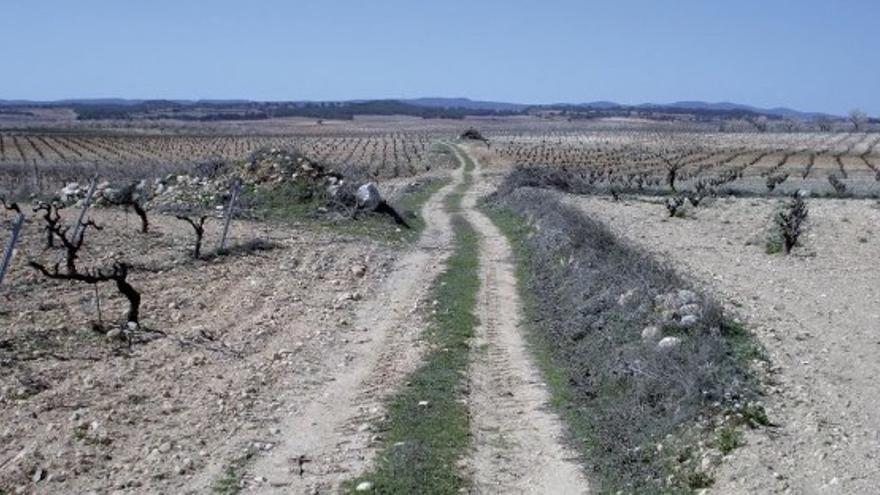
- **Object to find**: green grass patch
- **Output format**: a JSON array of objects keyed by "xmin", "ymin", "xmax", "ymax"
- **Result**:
[
  {"xmin": 246, "ymin": 177, "xmax": 449, "ymax": 244},
  {"xmin": 764, "ymin": 233, "xmax": 784, "ymax": 254},
  {"xmin": 716, "ymin": 426, "xmax": 744, "ymax": 454},
  {"xmin": 211, "ymin": 450, "xmax": 255, "ymax": 494},
  {"xmin": 344, "ymin": 214, "xmax": 480, "ymax": 494},
  {"xmin": 441, "ymin": 144, "xmax": 474, "ymax": 212},
  {"xmin": 722, "ymin": 320, "xmax": 765, "ymax": 363}
]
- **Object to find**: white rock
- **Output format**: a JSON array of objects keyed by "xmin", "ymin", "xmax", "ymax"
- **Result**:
[
  {"xmin": 680, "ymin": 315, "xmax": 700, "ymax": 327},
  {"xmin": 617, "ymin": 289, "xmax": 636, "ymax": 307},
  {"xmin": 657, "ymin": 336, "xmax": 682, "ymax": 350},
  {"xmin": 188, "ymin": 354, "xmax": 206, "ymax": 367},
  {"xmin": 355, "ymin": 481, "xmax": 374, "ymax": 491},
  {"xmin": 676, "ymin": 289, "xmax": 699, "ymax": 305},
  {"xmin": 641, "ymin": 326, "xmax": 661, "ymax": 341},
  {"xmin": 356, "ymin": 183, "xmax": 382, "ymax": 210},
  {"xmin": 61, "ymin": 182, "xmax": 80, "ymax": 197},
  {"xmin": 678, "ymin": 303, "xmax": 702, "ymax": 317}
]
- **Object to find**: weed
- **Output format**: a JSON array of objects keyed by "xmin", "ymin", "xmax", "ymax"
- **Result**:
[
  {"xmin": 688, "ymin": 471, "xmax": 716, "ymax": 489},
  {"xmin": 666, "ymin": 196, "xmax": 686, "ymax": 217},
  {"xmin": 764, "ymin": 234, "xmax": 783, "ymax": 254},
  {"xmin": 344, "ymin": 216, "xmax": 479, "ymax": 494},
  {"xmin": 776, "ymin": 193, "xmax": 808, "ymax": 254},
  {"xmin": 716, "ymin": 426, "xmax": 744, "ymax": 454},
  {"xmin": 765, "ymin": 173, "xmax": 789, "ymax": 193},
  {"xmin": 211, "ymin": 450, "xmax": 254, "ymax": 494},
  {"xmin": 212, "ymin": 465, "xmax": 242, "ymax": 494},
  {"xmin": 828, "ymin": 174, "xmax": 848, "ymax": 196},
  {"xmin": 738, "ymin": 402, "xmax": 772, "ymax": 428}
]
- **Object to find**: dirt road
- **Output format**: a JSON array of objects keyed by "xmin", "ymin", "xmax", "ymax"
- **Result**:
[
  {"xmin": 239, "ymin": 145, "xmax": 590, "ymax": 494},
  {"xmin": 241, "ymin": 158, "xmax": 464, "ymax": 493},
  {"xmin": 456, "ymin": 146, "xmax": 589, "ymax": 494}
]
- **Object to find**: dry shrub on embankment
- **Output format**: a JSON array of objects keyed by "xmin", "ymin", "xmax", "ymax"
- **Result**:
[{"xmin": 484, "ymin": 186, "xmax": 764, "ymax": 493}]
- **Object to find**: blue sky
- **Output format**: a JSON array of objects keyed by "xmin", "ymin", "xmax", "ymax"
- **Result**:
[{"xmin": 1, "ymin": 0, "xmax": 877, "ymax": 115}]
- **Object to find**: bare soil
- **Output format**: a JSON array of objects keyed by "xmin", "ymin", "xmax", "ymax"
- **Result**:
[
  {"xmin": 1, "ymin": 144, "xmax": 596, "ymax": 495},
  {"xmin": 564, "ymin": 193, "xmax": 880, "ymax": 494},
  {"xmin": 0, "ymin": 206, "xmax": 404, "ymax": 494}
]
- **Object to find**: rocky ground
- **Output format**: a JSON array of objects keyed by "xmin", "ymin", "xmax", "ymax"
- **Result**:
[
  {"xmin": 0, "ymin": 198, "xmax": 413, "ymax": 494},
  {"xmin": 565, "ymin": 193, "xmax": 880, "ymax": 494},
  {"xmin": 5, "ymin": 136, "xmax": 879, "ymax": 495}
]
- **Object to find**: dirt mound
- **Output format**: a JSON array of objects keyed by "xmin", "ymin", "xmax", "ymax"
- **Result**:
[
  {"xmin": 239, "ymin": 148, "xmax": 337, "ymax": 184},
  {"xmin": 50, "ymin": 148, "xmax": 363, "ymax": 219},
  {"xmin": 151, "ymin": 148, "xmax": 351, "ymax": 214},
  {"xmin": 460, "ymin": 128, "xmax": 489, "ymax": 145}
]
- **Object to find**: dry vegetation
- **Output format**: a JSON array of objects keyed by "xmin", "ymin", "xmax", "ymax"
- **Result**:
[
  {"xmin": 491, "ymin": 130, "xmax": 880, "ymax": 196},
  {"xmin": 558, "ymin": 192, "xmax": 880, "ymax": 493}
]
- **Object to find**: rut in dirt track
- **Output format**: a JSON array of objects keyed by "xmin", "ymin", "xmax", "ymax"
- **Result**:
[
  {"xmin": 241, "ymin": 161, "xmax": 464, "ymax": 494},
  {"xmin": 455, "ymin": 146, "xmax": 589, "ymax": 494},
  {"xmin": 237, "ymin": 145, "xmax": 589, "ymax": 494}
]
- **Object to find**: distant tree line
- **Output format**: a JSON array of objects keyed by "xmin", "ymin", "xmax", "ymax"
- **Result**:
[
  {"xmin": 531, "ymin": 104, "xmax": 784, "ymax": 123},
  {"xmin": 1, "ymin": 99, "xmax": 869, "ymax": 129},
  {"xmin": 71, "ymin": 100, "xmax": 519, "ymax": 121}
]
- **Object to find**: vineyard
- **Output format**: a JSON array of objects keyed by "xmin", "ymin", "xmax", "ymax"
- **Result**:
[
  {"xmin": 3, "ymin": 0, "xmax": 878, "ymax": 492},
  {"xmin": 4, "ymin": 119, "xmax": 880, "ymax": 200},
  {"xmin": 3, "ymin": 118, "xmax": 880, "ymax": 494},
  {"xmin": 490, "ymin": 130, "xmax": 880, "ymax": 196},
  {"xmin": 0, "ymin": 130, "xmax": 451, "ymax": 197}
]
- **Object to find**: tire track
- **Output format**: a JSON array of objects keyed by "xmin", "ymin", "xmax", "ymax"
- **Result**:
[
  {"xmin": 455, "ymin": 145, "xmax": 590, "ymax": 494},
  {"xmin": 242, "ymin": 163, "xmax": 464, "ymax": 493}
]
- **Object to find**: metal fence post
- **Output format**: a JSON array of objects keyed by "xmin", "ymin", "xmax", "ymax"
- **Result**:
[
  {"xmin": 218, "ymin": 178, "xmax": 242, "ymax": 252},
  {"xmin": 0, "ymin": 213, "xmax": 25, "ymax": 287},
  {"xmin": 71, "ymin": 178, "xmax": 98, "ymax": 245}
]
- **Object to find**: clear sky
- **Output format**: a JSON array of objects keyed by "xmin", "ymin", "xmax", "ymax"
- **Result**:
[{"xmin": 2, "ymin": 0, "xmax": 877, "ymax": 115}]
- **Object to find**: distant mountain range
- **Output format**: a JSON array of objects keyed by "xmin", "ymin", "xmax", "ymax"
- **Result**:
[
  {"xmin": 0, "ymin": 97, "xmax": 840, "ymax": 120},
  {"xmin": 401, "ymin": 97, "xmax": 834, "ymax": 120}
]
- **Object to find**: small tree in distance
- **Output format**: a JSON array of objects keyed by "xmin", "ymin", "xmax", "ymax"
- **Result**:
[
  {"xmin": 849, "ymin": 109, "xmax": 867, "ymax": 132},
  {"xmin": 815, "ymin": 115, "xmax": 833, "ymax": 132}
]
